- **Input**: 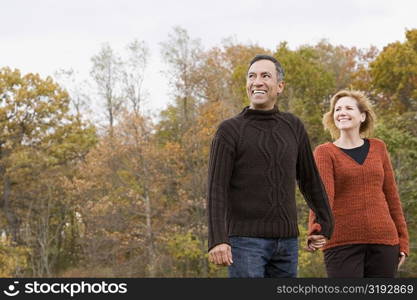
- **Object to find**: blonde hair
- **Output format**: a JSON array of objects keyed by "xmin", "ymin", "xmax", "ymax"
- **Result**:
[{"xmin": 323, "ymin": 90, "xmax": 376, "ymax": 140}]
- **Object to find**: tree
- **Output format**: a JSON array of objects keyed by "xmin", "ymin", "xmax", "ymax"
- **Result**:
[
  {"xmin": 274, "ymin": 42, "xmax": 335, "ymax": 146},
  {"xmin": 0, "ymin": 67, "xmax": 97, "ymax": 276},
  {"xmin": 370, "ymin": 29, "xmax": 417, "ymax": 112},
  {"xmin": 122, "ymin": 40, "xmax": 149, "ymax": 116},
  {"xmin": 161, "ymin": 26, "xmax": 203, "ymax": 124},
  {"xmin": 0, "ymin": 67, "xmax": 69, "ymax": 243},
  {"xmin": 314, "ymin": 40, "xmax": 378, "ymax": 93},
  {"xmin": 70, "ymin": 110, "xmax": 171, "ymax": 277},
  {"xmin": 54, "ymin": 68, "xmax": 92, "ymax": 121},
  {"xmin": 90, "ymin": 43, "xmax": 123, "ymax": 134}
]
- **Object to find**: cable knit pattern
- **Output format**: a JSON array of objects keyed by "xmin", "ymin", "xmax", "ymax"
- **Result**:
[
  {"xmin": 207, "ymin": 105, "xmax": 334, "ymax": 251},
  {"xmin": 308, "ymin": 138, "xmax": 409, "ymax": 255}
]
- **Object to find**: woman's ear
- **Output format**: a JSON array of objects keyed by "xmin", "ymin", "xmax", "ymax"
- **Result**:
[{"xmin": 361, "ymin": 112, "xmax": 366, "ymax": 123}]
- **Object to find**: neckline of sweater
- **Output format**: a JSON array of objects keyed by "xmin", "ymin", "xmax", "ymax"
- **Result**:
[{"xmin": 241, "ymin": 105, "xmax": 280, "ymax": 119}]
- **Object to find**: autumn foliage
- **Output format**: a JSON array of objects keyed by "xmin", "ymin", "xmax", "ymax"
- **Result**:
[{"xmin": 1, "ymin": 28, "xmax": 416, "ymax": 277}]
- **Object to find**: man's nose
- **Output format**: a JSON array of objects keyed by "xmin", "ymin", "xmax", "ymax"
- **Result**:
[{"xmin": 253, "ymin": 77, "xmax": 264, "ymax": 86}]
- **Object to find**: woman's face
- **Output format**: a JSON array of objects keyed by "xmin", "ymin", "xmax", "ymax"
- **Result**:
[{"xmin": 333, "ymin": 96, "xmax": 366, "ymax": 133}]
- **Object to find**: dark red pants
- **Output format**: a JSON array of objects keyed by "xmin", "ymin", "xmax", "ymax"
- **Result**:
[{"xmin": 324, "ymin": 244, "xmax": 400, "ymax": 278}]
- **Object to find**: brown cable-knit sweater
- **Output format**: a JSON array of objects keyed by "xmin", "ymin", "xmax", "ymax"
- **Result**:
[
  {"xmin": 308, "ymin": 138, "xmax": 409, "ymax": 255},
  {"xmin": 207, "ymin": 105, "xmax": 334, "ymax": 251}
]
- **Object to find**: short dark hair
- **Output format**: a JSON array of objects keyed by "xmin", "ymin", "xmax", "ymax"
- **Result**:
[{"xmin": 248, "ymin": 54, "xmax": 285, "ymax": 81}]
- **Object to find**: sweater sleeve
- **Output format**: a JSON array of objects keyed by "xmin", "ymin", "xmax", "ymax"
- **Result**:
[
  {"xmin": 207, "ymin": 125, "xmax": 236, "ymax": 251},
  {"xmin": 381, "ymin": 141, "xmax": 409, "ymax": 255},
  {"xmin": 296, "ymin": 130, "xmax": 334, "ymax": 239},
  {"xmin": 308, "ymin": 145, "xmax": 335, "ymax": 236}
]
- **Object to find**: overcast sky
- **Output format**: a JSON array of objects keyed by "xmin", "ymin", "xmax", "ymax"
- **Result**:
[{"xmin": 1, "ymin": 0, "xmax": 416, "ymax": 119}]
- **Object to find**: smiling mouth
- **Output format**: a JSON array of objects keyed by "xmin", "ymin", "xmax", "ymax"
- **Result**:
[{"xmin": 252, "ymin": 90, "xmax": 266, "ymax": 95}]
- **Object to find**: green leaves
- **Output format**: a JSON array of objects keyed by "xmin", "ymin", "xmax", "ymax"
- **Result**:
[{"xmin": 371, "ymin": 29, "xmax": 417, "ymax": 112}]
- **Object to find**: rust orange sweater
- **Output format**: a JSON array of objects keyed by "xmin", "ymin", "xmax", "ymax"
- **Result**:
[{"xmin": 308, "ymin": 138, "xmax": 409, "ymax": 255}]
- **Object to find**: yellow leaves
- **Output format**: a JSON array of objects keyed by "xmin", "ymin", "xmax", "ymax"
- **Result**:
[
  {"xmin": 162, "ymin": 141, "xmax": 183, "ymax": 163},
  {"xmin": 0, "ymin": 67, "xmax": 77, "ymax": 153},
  {"xmin": 166, "ymin": 231, "xmax": 204, "ymax": 261},
  {"xmin": 406, "ymin": 29, "xmax": 417, "ymax": 52},
  {"xmin": 0, "ymin": 236, "xmax": 30, "ymax": 277},
  {"xmin": 43, "ymin": 121, "xmax": 97, "ymax": 164},
  {"xmin": 0, "ymin": 67, "xmax": 21, "ymax": 95}
]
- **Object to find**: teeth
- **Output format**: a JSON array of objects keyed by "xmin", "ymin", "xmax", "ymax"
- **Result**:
[{"xmin": 253, "ymin": 90, "xmax": 266, "ymax": 94}]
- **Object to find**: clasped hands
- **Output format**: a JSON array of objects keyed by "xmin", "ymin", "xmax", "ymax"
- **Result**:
[{"xmin": 306, "ymin": 234, "xmax": 327, "ymax": 252}]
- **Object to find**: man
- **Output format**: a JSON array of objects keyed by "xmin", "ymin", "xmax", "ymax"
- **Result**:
[{"xmin": 207, "ymin": 54, "xmax": 333, "ymax": 278}]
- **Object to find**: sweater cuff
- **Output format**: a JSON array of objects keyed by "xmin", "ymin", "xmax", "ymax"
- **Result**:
[
  {"xmin": 308, "ymin": 223, "xmax": 322, "ymax": 236},
  {"xmin": 400, "ymin": 245, "xmax": 409, "ymax": 257},
  {"xmin": 208, "ymin": 238, "xmax": 230, "ymax": 252}
]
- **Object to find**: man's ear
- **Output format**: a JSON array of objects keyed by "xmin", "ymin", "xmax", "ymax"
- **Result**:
[{"xmin": 277, "ymin": 81, "xmax": 285, "ymax": 94}]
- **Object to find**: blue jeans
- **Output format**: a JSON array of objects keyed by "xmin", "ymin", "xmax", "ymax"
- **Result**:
[{"xmin": 228, "ymin": 236, "xmax": 298, "ymax": 278}]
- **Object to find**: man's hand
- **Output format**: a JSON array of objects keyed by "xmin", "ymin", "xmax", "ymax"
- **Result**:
[
  {"xmin": 208, "ymin": 243, "xmax": 233, "ymax": 266},
  {"xmin": 306, "ymin": 235, "xmax": 327, "ymax": 252},
  {"xmin": 398, "ymin": 252, "xmax": 406, "ymax": 270}
]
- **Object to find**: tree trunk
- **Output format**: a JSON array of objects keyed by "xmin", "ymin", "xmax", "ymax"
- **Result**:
[
  {"xmin": 144, "ymin": 190, "xmax": 156, "ymax": 277},
  {"xmin": 1, "ymin": 173, "xmax": 20, "ymax": 243}
]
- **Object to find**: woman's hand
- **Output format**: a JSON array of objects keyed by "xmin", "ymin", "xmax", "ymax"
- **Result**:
[
  {"xmin": 398, "ymin": 252, "xmax": 406, "ymax": 270},
  {"xmin": 306, "ymin": 235, "xmax": 327, "ymax": 252}
]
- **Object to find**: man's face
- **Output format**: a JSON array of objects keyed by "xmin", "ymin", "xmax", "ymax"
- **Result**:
[{"xmin": 246, "ymin": 59, "xmax": 284, "ymax": 109}]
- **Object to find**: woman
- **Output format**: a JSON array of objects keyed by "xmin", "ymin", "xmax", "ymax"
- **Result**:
[{"xmin": 307, "ymin": 90, "xmax": 409, "ymax": 278}]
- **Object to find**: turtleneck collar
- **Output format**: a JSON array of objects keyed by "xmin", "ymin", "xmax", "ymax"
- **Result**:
[{"xmin": 241, "ymin": 104, "xmax": 280, "ymax": 119}]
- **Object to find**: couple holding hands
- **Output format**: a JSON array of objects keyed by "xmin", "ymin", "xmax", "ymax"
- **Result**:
[{"xmin": 207, "ymin": 55, "xmax": 408, "ymax": 278}]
